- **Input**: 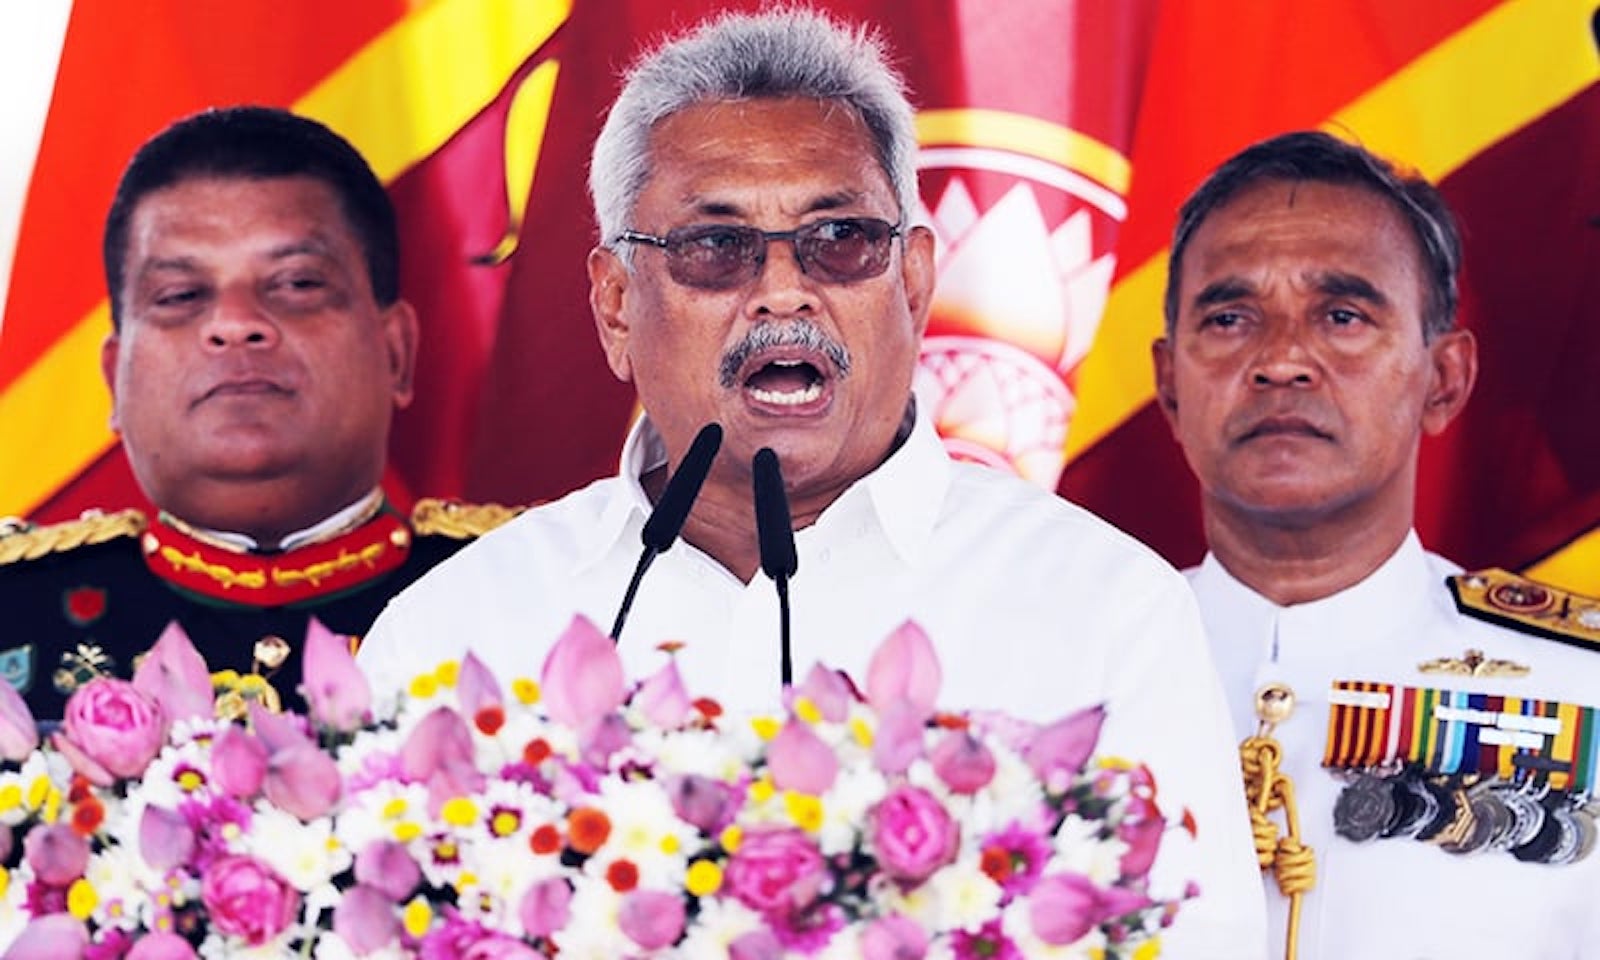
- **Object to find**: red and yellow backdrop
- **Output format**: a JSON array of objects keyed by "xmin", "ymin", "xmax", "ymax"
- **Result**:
[{"xmin": 2, "ymin": 0, "xmax": 1596, "ymax": 593}]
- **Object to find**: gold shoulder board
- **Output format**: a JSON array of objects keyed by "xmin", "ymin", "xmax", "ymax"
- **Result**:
[
  {"xmin": 0, "ymin": 509, "xmax": 148, "ymax": 566},
  {"xmin": 1448, "ymin": 568, "xmax": 1600, "ymax": 653},
  {"xmin": 410, "ymin": 498, "xmax": 526, "ymax": 540}
]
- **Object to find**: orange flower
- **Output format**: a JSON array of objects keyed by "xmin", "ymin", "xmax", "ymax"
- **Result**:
[
  {"xmin": 979, "ymin": 845, "xmax": 1012, "ymax": 884},
  {"xmin": 70, "ymin": 796, "xmax": 105, "ymax": 836},
  {"xmin": 523, "ymin": 738, "xmax": 552, "ymax": 766},
  {"xmin": 567, "ymin": 807, "xmax": 611, "ymax": 854}
]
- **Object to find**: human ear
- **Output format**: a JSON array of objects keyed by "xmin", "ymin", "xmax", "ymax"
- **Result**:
[
  {"xmin": 588, "ymin": 246, "xmax": 635, "ymax": 383},
  {"xmin": 1420, "ymin": 327, "xmax": 1477, "ymax": 436}
]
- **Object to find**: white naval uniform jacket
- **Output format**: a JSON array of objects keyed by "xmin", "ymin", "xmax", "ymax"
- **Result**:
[
  {"xmin": 1191, "ymin": 532, "xmax": 1600, "ymax": 960},
  {"xmin": 363, "ymin": 409, "xmax": 1268, "ymax": 958}
]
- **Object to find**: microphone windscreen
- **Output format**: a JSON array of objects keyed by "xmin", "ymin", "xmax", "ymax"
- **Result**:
[
  {"xmin": 752, "ymin": 447, "xmax": 798, "ymax": 580},
  {"xmin": 642, "ymin": 423, "xmax": 723, "ymax": 552}
]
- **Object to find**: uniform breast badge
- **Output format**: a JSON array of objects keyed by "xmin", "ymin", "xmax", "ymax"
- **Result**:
[
  {"xmin": 1324, "ymin": 679, "xmax": 1598, "ymax": 866},
  {"xmin": 1416, "ymin": 648, "xmax": 1529, "ymax": 678},
  {"xmin": 1239, "ymin": 683, "xmax": 1315, "ymax": 960}
]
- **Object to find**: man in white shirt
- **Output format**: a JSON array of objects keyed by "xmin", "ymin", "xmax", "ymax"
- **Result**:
[
  {"xmin": 360, "ymin": 10, "xmax": 1264, "ymax": 955},
  {"xmin": 1153, "ymin": 130, "xmax": 1600, "ymax": 959}
]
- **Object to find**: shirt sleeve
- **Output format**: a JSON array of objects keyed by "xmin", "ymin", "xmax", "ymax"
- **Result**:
[{"xmin": 1095, "ymin": 567, "xmax": 1270, "ymax": 960}]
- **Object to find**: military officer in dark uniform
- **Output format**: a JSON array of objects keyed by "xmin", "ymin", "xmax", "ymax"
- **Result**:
[{"xmin": 0, "ymin": 106, "xmax": 516, "ymax": 719}]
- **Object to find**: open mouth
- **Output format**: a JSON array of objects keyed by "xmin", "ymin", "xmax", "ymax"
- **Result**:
[{"xmin": 745, "ymin": 358, "xmax": 825, "ymax": 406}]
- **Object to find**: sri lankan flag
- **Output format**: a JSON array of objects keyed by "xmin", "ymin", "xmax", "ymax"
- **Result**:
[{"xmin": 2, "ymin": 1, "xmax": 1595, "ymax": 596}]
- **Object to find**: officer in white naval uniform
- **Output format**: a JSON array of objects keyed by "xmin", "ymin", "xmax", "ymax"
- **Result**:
[{"xmin": 1152, "ymin": 130, "xmax": 1600, "ymax": 960}]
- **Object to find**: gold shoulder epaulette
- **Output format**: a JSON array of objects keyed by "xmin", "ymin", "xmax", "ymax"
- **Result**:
[
  {"xmin": 0, "ymin": 508, "xmax": 148, "ymax": 566},
  {"xmin": 410, "ymin": 498, "xmax": 525, "ymax": 540},
  {"xmin": 1448, "ymin": 568, "xmax": 1600, "ymax": 653}
]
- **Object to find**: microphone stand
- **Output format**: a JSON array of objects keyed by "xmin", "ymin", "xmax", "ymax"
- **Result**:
[
  {"xmin": 752, "ymin": 448, "xmax": 798, "ymax": 687},
  {"xmin": 609, "ymin": 423, "xmax": 723, "ymax": 643}
]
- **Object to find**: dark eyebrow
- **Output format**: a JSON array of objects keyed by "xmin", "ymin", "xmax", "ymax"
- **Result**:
[
  {"xmin": 1191, "ymin": 278, "xmax": 1256, "ymax": 312},
  {"xmin": 1310, "ymin": 270, "xmax": 1388, "ymax": 306}
]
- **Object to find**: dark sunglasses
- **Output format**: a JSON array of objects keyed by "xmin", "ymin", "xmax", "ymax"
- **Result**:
[{"xmin": 614, "ymin": 217, "xmax": 903, "ymax": 290}]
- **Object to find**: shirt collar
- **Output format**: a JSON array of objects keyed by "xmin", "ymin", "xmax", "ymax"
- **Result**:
[
  {"xmin": 162, "ymin": 487, "xmax": 386, "ymax": 553},
  {"xmin": 1196, "ymin": 529, "xmax": 1437, "ymax": 650},
  {"xmin": 581, "ymin": 402, "xmax": 950, "ymax": 572}
]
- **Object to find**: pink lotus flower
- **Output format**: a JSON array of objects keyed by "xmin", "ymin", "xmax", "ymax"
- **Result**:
[
  {"xmin": 264, "ymin": 741, "xmax": 342, "ymax": 821},
  {"xmin": 728, "ymin": 929, "xmax": 784, "ymax": 960},
  {"xmin": 124, "ymin": 931, "xmax": 198, "ymax": 960},
  {"xmin": 3, "ymin": 913, "xmax": 88, "ymax": 959},
  {"xmin": 1118, "ymin": 801, "xmax": 1164, "ymax": 879},
  {"xmin": 300, "ymin": 618, "xmax": 370, "ymax": 731},
  {"xmin": 54, "ymin": 677, "xmax": 165, "ymax": 785},
  {"xmin": 724, "ymin": 827, "xmax": 827, "ymax": 916},
  {"xmin": 870, "ymin": 701, "xmax": 926, "ymax": 776},
  {"xmin": 619, "ymin": 889, "xmax": 686, "ymax": 949},
  {"xmin": 354, "ymin": 840, "xmax": 421, "ymax": 902},
  {"xmin": 634, "ymin": 660, "xmax": 692, "ymax": 728},
  {"xmin": 864, "ymin": 622, "xmax": 941, "ymax": 718},
  {"xmin": 138, "ymin": 805, "xmax": 195, "ymax": 872},
  {"xmin": 246, "ymin": 700, "xmax": 311, "ymax": 755},
  {"xmin": 1028, "ymin": 871, "xmax": 1153, "ymax": 946},
  {"xmin": 787, "ymin": 664, "xmax": 855, "ymax": 722},
  {"xmin": 132, "ymin": 622, "xmax": 213, "ymax": 724},
  {"xmin": 332, "ymin": 884, "xmax": 399, "ymax": 954},
  {"xmin": 200, "ymin": 854, "xmax": 300, "ymax": 946},
  {"xmin": 664, "ymin": 774, "xmax": 736, "ymax": 834},
  {"xmin": 456, "ymin": 652, "xmax": 504, "ymax": 734},
  {"xmin": 1023, "ymin": 704, "xmax": 1106, "ymax": 791},
  {"xmin": 767, "ymin": 719, "xmax": 838, "ymax": 795},
  {"xmin": 868, "ymin": 784, "xmax": 959, "ymax": 883},
  {"xmin": 0, "ymin": 673, "xmax": 38, "ymax": 761},
  {"xmin": 540, "ymin": 616, "xmax": 625, "ymax": 728},
  {"xmin": 518, "ymin": 877, "xmax": 572, "ymax": 939},
  {"xmin": 210, "ymin": 727, "xmax": 268, "ymax": 799},
  {"xmin": 930, "ymin": 729, "xmax": 995, "ymax": 794},
  {"xmin": 23, "ymin": 822, "xmax": 89, "ymax": 886},
  {"xmin": 401, "ymin": 706, "xmax": 485, "ymax": 814},
  {"xmin": 860, "ymin": 914, "xmax": 929, "ymax": 960}
]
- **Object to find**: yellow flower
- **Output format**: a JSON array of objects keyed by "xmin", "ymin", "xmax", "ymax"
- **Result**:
[
  {"xmin": 660, "ymin": 834, "xmax": 681, "ymax": 855},
  {"xmin": 66, "ymin": 878, "xmax": 98, "ymax": 919},
  {"xmin": 409, "ymin": 674, "xmax": 439, "ymax": 700},
  {"xmin": 751, "ymin": 716, "xmax": 781, "ymax": 741},
  {"xmin": 0, "ymin": 784, "xmax": 20, "ymax": 813},
  {"xmin": 434, "ymin": 661, "xmax": 460, "ymax": 688},
  {"xmin": 441, "ymin": 797, "xmax": 478, "ymax": 827},
  {"xmin": 793, "ymin": 696, "xmax": 822, "ymax": 725},
  {"xmin": 381, "ymin": 797, "xmax": 409, "ymax": 820},
  {"xmin": 512, "ymin": 677, "xmax": 541, "ymax": 705},
  {"xmin": 686, "ymin": 859, "xmax": 723, "ymax": 896},
  {"xmin": 784, "ymin": 791, "xmax": 823, "ymax": 833},
  {"xmin": 719, "ymin": 825, "xmax": 743, "ymax": 852},
  {"xmin": 403, "ymin": 897, "xmax": 433, "ymax": 937},
  {"xmin": 850, "ymin": 716, "xmax": 874, "ymax": 748},
  {"xmin": 394, "ymin": 822, "xmax": 423, "ymax": 843},
  {"xmin": 748, "ymin": 778, "xmax": 775, "ymax": 805},
  {"xmin": 1132, "ymin": 938, "xmax": 1163, "ymax": 960}
]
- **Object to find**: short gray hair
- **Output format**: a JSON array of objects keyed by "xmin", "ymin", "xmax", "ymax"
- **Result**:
[{"xmin": 588, "ymin": 6, "xmax": 919, "ymax": 255}]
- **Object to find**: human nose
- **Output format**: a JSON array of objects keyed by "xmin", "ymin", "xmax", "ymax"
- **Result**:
[
  {"xmin": 1248, "ymin": 319, "xmax": 1319, "ymax": 388},
  {"xmin": 200, "ymin": 286, "xmax": 280, "ymax": 350},
  {"xmin": 748, "ymin": 234, "xmax": 818, "ymax": 318}
]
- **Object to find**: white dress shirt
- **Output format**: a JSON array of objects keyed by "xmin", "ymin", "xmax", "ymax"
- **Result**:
[
  {"xmin": 361, "ymin": 410, "xmax": 1266, "ymax": 957},
  {"xmin": 1191, "ymin": 533, "xmax": 1600, "ymax": 960}
]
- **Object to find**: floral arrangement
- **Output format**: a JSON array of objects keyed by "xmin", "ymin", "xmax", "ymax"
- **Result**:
[{"xmin": 0, "ymin": 616, "xmax": 1191, "ymax": 959}]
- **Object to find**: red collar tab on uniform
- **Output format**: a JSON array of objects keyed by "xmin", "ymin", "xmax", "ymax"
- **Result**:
[{"xmin": 141, "ymin": 511, "xmax": 412, "ymax": 606}]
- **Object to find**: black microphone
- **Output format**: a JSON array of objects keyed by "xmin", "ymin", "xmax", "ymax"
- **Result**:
[
  {"xmin": 752, "ymin": 447, "xmax": 798, "ymax": 686},
  {"xmin": 609, "ymin": 423, "xmax": 723, "ymax": 642}
]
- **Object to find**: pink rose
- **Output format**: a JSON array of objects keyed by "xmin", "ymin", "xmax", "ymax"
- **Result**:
[
  {"xmin": 23, "ymin": 823, "xmax": 89, "ymax": 886},
  {"xmin": 723, "ymin": 828, "xmax": 827, "ymax": 916},
  {"xmin": 200, "ymin": 854, "xmax": 300, "ymax": 945},
  {"xmin": 54, "ymin": 677, "xmax": 165, "ymax": 784},
  {"xmin": 868, "ymin": 784, "xmax": 959, "ymax": 883}
]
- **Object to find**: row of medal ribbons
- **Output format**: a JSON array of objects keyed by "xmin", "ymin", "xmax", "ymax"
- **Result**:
[{"xmin": 1322, "ymin": 680, "xmax": 1599, "ymax": 864}]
